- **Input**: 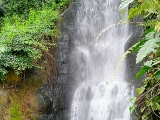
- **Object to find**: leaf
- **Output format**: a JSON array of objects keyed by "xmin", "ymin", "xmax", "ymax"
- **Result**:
[
  {"xmin": 136, "ymin": 87, "xmax": 145, "ymax": 94},
  {"xmin": 145, "ymin": 28, "xmax": 154, "ymax": 35},
  {"xmin": 129, "ymin": 106, "xmax": 136, "ymax": 113},
  {"xmin": 154, "ymin": 70, "xmax": 160, "ymax": 79},
  {"xmin": 136, "ymin": 32, "xmax": 160, "ymax": 63},
  {"xmin": 134, "ymin": 66, "xmax": 150, "ymax": 80},
  {"xmin": 132, "ymin": 39, "xmax": 147, "ymax": 54},
  {"xmin": 146, "ymin": 100, "xmax": 150, "ymax": 106},
  {"xmin": 155, "ymin": 22, "xmax": 160, "ymax": 31},
  {"xmin": 130, "ymin": 97, "xmax": 136, "ymax": 104},
  {"xmin": 119, "ymin": 0, "xmax": 134, "ymax": 10},
  {"xmin": 151, "ymin": 102, "xmax": 160, "ymax": 110},
  {"xmin": 144, "ymin": 60, "xmax": 153, "ymax": 67}
]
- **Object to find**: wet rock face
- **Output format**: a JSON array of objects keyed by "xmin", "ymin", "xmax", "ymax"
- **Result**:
[
  {"xmin": 39, "ymin": 7, "xmax": 144, "ymax": 120},
  {"xmin": 0, "ymin": 41, "xmax": 57, "ymax": 120},
  {"xmin": 124, "ymin": 17, "xmax": 144, "ymax": 119},
  {"xmin": 124, "ymin": 16, "xmax": 144, "ymax": 86},
  {"xmin": 0, "ymin": 72, "xmax": 54, "ymax": 120},
  {"xmin": 32, "ymin": 1, "xmax": 144, "ymax": 120},
  {"xmin": 54, "ymin": 5, "xmax": 144, "ymax": 120},
  {"xmin": 0, "ymin": 88, "xmax": 12, "ymax": 119},
  {"xmin": 52, "ymin": 3, "xmax": 79, "ymax": 120}
]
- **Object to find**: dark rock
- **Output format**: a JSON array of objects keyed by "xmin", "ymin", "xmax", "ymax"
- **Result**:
[{"xmin": 125, "ymin": 16, "xmax": 144, "ymax": 87}]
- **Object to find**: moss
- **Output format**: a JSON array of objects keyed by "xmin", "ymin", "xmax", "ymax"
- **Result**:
[
  {"xmin": 24, "ymin": 75, "xmax": 44, "ymax": 89},
  {"xmin": 5, "ymin": 69, "xmax": 20, "ymax": 85},
  {"xmin": 10, "ymin": 101, "xmax": 22, "ymax": 120}
]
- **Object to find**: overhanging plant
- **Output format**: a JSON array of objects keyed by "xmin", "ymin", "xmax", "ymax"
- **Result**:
[
  {"xmin": 0, "ymin": 4, "xmax": 60, "ymax": 81},
  {"xmin": 119, "ymin": 0, "xmax": 160, "ymax": 119}
]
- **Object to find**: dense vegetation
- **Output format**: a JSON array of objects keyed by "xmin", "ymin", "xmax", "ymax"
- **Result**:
[
  {"xmin": 120, "ymin": 0, "xmax": 160, "ymax": 120},
  {"xmin": 0, "ymin": 0, "xmax": 70, "ymax": 80},
  {"xmin": 0, "ymin": 0, "xmax": 159, "ymax": 119}
]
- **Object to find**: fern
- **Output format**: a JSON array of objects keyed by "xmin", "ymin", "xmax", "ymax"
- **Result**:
[
  {"xmin": 108, "ymin": 50, "xmax": 131, "ymax": 84},
  {"xmin": 128, "ymin": 7, "xmax": 144, "ymax": 20},
  {"xmin": 128, "ymin": 0, "xmax": 160, "ymax": 20},
  {"xmin": 144, "ymin": 20, "xmax": 159, "ymax": 28},
  {"xmin": 155, "ymin": 22, "xmax": 160, "ymax": 31},
  {"xmin": 108, "ymin": 43, "xmax": 139, "ymax": 83}
]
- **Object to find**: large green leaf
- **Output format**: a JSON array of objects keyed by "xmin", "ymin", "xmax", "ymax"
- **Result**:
[
  {"xmin": 134, "ymin": 65, "xmax": 150, "ymax": 80},
  {"xmin": 136, "ymin": 32, "xmax": 160, "ymax": 63},
  {"xmin": 132, "ymin": 39, "xmax": 147, "ymax": 54},
  {"xmin": 136, "ymin": 87, "xmax": 145, "ymax": 95},
  {"xmin": 145, "ymin": 28, "xmax": 154, "ymax": 35},
  {"xmin": 119, "ymin": 0, "xmax": 134, "ymax": 10}
]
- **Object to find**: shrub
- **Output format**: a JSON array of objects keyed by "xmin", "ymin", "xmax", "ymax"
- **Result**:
[{"xmin": 0, "ymin": 5, "xmax": 60, "ymax": 80}]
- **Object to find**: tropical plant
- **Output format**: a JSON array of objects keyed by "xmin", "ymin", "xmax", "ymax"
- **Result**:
[
  {"xmin": 1, "ymin": 0, "xmax": 70, "ymax": 18},
  {"xmin": 119, "ymin": 0, "xmax": 160, "ymax": 120},
  {"xmin": 0, "ymin": 0, "xmax": 71, "ymax": 81},
  {"xmin": 0, "ymin": 8, "xmax": 59, "ymax": 80}
]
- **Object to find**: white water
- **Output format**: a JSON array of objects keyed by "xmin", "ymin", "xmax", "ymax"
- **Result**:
[{"xmin": 70, "ymin": 0, "xmax": 134, "ymax": 120}]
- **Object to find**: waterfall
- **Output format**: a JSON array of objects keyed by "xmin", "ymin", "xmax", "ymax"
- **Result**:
[{"xmin": 69, "ymin": 0, "xmax": 134, "ymax": 120}]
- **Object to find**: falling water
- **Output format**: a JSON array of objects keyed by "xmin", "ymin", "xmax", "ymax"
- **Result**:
[{"xmin": 69, "ymin": 0, "xmax": 134, "ymax": 120}]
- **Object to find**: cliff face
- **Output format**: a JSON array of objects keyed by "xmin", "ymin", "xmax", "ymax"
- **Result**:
[
  {"xmin": 0, "ymin": 1, "xmax": 144, "ymax": 120},
  {"xmin": 125, "ymin": 16, "xmax": 144, "ymax": 86},
  {"xmin": 54, "ymin": 2, "xmax": 144, "ymax": 120},
  {"xmin": 0, "ymin": 41, "xmax": 57, "ymax": 120},
  {"xmin": 51, "ymin": 2, "xmax": 78, "ymax": 120},
  {"xmin": 0, "ymin": 1, "xmax": 73, "ymax": 119}
]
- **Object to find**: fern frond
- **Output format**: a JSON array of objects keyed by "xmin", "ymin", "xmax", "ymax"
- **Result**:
[
  {"xmin": 155, "ymin": 22, "xmax": 160, "ymax": 31},
  {"xmin": 144, "ymin": 20, "xmax": 159, "ymax": 28},
  {"xmin": 96, "ymin": 22, "xmax": 127, "ymax": 39},
  {"xmin": 144, "ymin": 0, "xmax": 160, "ymax": 13},
  {"xmin": 128, "ymin": 0, "xmax": 160, "ymax": 20},
  {"xmin": 108, "ymin": 50, "xmax": 131, "ymax": 84},
  {"xmin": 108, "ymin": 43, "xmax": 139, "ymax": 84},
  {"xmin": 96, "ymin": 21, "xmax": 144, "ymax": 40},
  {"xmin": 128, "ymin": 7, "xmax": 144, "ymax": 20}
]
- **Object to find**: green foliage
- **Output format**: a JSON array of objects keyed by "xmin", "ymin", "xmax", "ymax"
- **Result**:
[
  {"xmin": 10, "ymin": 101, "xmax": 22, "ymax": 120},
  {"xmin": 120, "ymin": 0, "xmax": 160, "ymax": 119},
  {"xmin": 0, "ymin": 0, "xmax": 71, "ymax": 80},
  {"xmin": 129, "ymin": 106, "xmax": 136, "ymax": 113},
  {"xmin": 128, "ymin": 0, "xmax": 159, "ymax": 17},
  {"xmin": 1, "ymin": 0, "xmax": 55, "ymax": 18},
  {"xmin": 134, "ymin": 66, "xmax": 150, "ymax": 80},
  {"xmin": 130, "ymin": 97, "xmax": 137, "ymax": 104},
  {"xmin": 136, "ymin": 31, "xmax": 160, "ymax": 63},
  {"xmin": 0, "ymin": 8, "xmax": 59, "ymax": 79},
  {"xmin": 0, "ymin": 0, "xmax": 71, "ymax": 19}
]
